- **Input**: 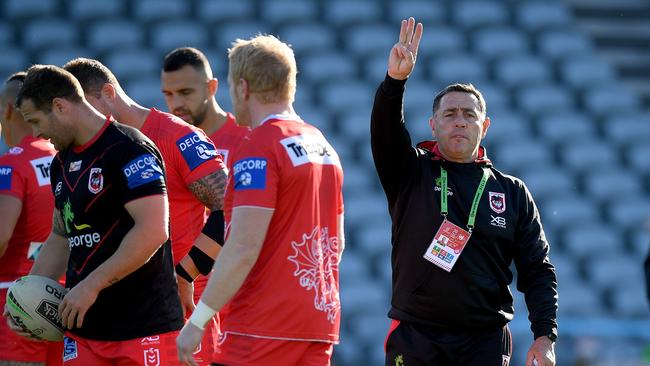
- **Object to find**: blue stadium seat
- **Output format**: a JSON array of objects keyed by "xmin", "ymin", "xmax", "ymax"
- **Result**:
[
  {"xmin": 151, "ymin": 21, "xmax": 208, "ymax": 52},
  {"xmin": 417, "ymin": 26, "xmax": 467, "ymax": 57},
  {"xmin": 561, "ymin": 140, "xmax": 619, "ymax": 174},
  {"xmin": 517, "ymin": 83, "xmax": 574, "ymax": 116},
  {"xmin": 124, "ymin": 77, "xmax": 166, "ymax": 110},
  {"xmin": 516, "ymin": 2, "xmax": 571, "ymax": 31},
  {"xmin": 537, "ymin": 31, "xmax": 594, "ymax": 60},
  {"xmin": 87, "ymin": 21, "xmax": 144, "ymax": 52},
  {"xmin": 346, "ymin": 24, "xmax": 396, "ymax": 56},
  {"xmin": 536, "ymin": 111, "xmax": 597, "ymax": 144},
  {"xmin": 558, "ymin": 280, "xmax": 605, "ymax": 316},
  {"xmin": 582, "ymin": 85, "xmax": 642, "ymax": 117},
  {"xmin": 492, "ymin": 139, "xmax": 554, "ymax": 172},
  {"xmin": 560, "ymin": 57, "xmax": 617, "ymax": 89},
  {"xmin": 484, "ymin": 109, "xmax": 532, "ymax": 142},
  {"xmin": 23, "ymin": 19, "xmax": 79, "ymax": 51},
  {"xmin": 387, "ymin": 0, "xmax": 446, "ymax": 24},
  {"xmin": 607, "ymin": 197, "xmax": 650, "ymax": 230},
  {"xmin": 603, "ymin": 113, "xmax": 650, "ymax": 146},
  {"xmin": 280, "ymin": 24, "xmax": 336, "ymax": 55},
  {"xmin": 520, "ymin": 165, "xmax": 577, "ymax": 201},
  {"xmin": 0, "ymin": 48, "xmax": 28, "ymax": 77},
  {"xmin": 625, "ymin": 145, "xmax": 650, "ymax": 174},
  {"xmin": 452, "ymin": 1, "xmax": 509, "ymax": 29},
  {"xmin": 429, "ymin": 53, "xmax": 488, "ymax": 84},
  {"xmin": 324, "ymin": 0, "xmax": 382, "ymax": 25},
  {"xmin": 403, "ymin": 81, "xmax": 437, "ymax": 114},
  {"xmin": 40, "ymin": 48, "xmax": 95, "ymax": 66},
  {"xmin": 0, "ymin": 23, "xmax": 15, "ymax": 46},
  {"xmin": 68, "ymin": 0, "xmax": 124, "ymax": 21},
  {"xmin": 133, "ymin": 0, "xmax": 190, "ymax": 22},
  {"xmin": 562, "ymin": 224, "xmax": 620, "ymax": 258},
  {"xmin": 356, "ymin": 224, "xmax": 392, "ymax": 257},
  {"xmin": 494, "ymin": 55, "xmax": 552, "ymax": 86},
  {"xmin": 611, "ymin": 282, "xmax": 648, "ymax": 317},
  {"xmin": 583, "ymin": 169, "xmax": 643, "ymax": 204},
  {"xmin": 196, "ymin": 0, "xmax": 254, "ymax": 22},
  {"xmin": 348, "ymin": 310, "xmax": 391, "ymax": 365},
  {"xmin": 344, "ymin": 192, "xmax": 391, "ymax": 227},
  {"xmin": 586, "ymin": 255, "xmax": 642, "ymax": 292},
  {"xmin": 302, "ymin": 53, "xmax": 356, "ymax": 83},
  {"xmin": 261, "ymin": 0, "xmax": 318, "ymax": 25},
  {"xmin": 539, "ymin": 195, "xmax": 600, "ymax": 229},
  {"xmin": 104, "ymin": 49, "xmax": 159, "ymax": 82},
  {"xmin": 338, "ymin": 110, "xmax": 373, "ymax": 141},
  {"xmin": 363, "ymin": 55, "xmax": 392, "ymax": 82},
  {"xmin": 5, "ymin": 0, "xmax": 57, "ymax": 19},
  {"xmin": 339, "ymin": 279, "xmax": 389, "ymax": 316},
  {"xmin": 343, "ymin": 162, "xmax": 378, "ymax": 195},
  {"xmin": 474, "ymin": 82, "xmax": 511, "ymax": 111},
  {"xmin": 473, "ymin": 27, "xmax": 530, "ymax": 59},
  {"xmin": 339, "ymin": 250, "xmax": 372, "ymax": 282},
  {"xmin": 213, "ymin": 22, "xmax": 273, "ymax": 54}
]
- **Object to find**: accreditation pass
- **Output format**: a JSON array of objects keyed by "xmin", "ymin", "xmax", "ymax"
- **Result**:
[{"xmin": 423, "ymin": 219, "xmax": 470, "ymax": 272}]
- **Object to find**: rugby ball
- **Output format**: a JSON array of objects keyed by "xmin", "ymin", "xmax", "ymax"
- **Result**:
[{"xmin": 6, "ymin": 275, "xmax": 67, "ymax": 341}]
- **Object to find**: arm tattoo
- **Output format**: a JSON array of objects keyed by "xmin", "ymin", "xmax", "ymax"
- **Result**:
[
  {"xmin": 188, "ymin": 169, "xmax": 227, "ymax": 211},
  {"xmin": 52, "ymin": 209, "xmax": 66, "ymax": 236}
]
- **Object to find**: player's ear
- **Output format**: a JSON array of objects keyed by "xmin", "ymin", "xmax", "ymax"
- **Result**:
[
  {"xmin": 51, "ymin": 97, "xmax": 67, "ymax": 114},
  {"xmin": 429, "ymin": 116, "xmax": 436, "ymax": 138},
  {"xmin": 240, "ymin": 78, "xmax": 250, "ymax": 100},
  {"xmin": 208, "ymin": 78, "xmax": 218, "ymax": 96},
  {"xmin": 481, "ymin": 116, "xmax": 490, "ymax": 138},
  {"xmin": 100, "ymin": 83, "xmax": 117, "ymax": 101}
]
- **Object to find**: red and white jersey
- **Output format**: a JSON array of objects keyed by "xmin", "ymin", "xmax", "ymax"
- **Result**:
[
  {"xmin": 208, "ymin": 112, "xmax": 249, "ymax": 169},
  {"xmin": 223, "ymin": 114, "xmax": 344, "ymax": 343},
  {"xmin": 0, "ymin": 137, "xmax": 56, "ymax": 283},
  {"xmin": 141, "ymin": 109, "xmax": 225, "ymax": 263}
]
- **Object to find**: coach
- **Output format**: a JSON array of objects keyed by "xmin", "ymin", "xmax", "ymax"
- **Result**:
[{"xmin": 372, "ymin": 18, "xmax": 558, "ymax": 366}]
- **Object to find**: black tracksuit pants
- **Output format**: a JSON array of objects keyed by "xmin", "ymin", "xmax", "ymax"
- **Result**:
[{"xmin": 385, "ymin": 320, "xmax": 512, "ymax": 366}]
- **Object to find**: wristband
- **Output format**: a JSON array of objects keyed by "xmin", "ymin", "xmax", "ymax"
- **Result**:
[
  {"xmin": 175, "ymin": 263, "xmax": 194, "ymax": 283},
  {"xmin": 189, "ymin": 300, "xmax": 217, "ymax": 330},
  {"xmin": 201, "ymin": 210, "xmax": 224, "ymax": 244}
]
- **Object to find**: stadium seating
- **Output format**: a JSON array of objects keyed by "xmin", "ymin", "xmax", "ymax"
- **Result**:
[{"xmin": 2, "ymin": 1, "xmax": 648, "ymax": 364}]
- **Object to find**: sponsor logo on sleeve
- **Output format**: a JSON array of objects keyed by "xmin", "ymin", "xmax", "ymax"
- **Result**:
[
  {"xmin": 63, "ymin": 337, "xmax": 78, "ymax": 361},
  {"xmin": 29, "ymin": 156, "xmax": 53, "ymax": 187},
  {"xmin": 489, "ymin": 192, "xmax": 506, "ymax": 214},
  {"xmin": 8, "ymin": 146, "xmax": 23, "ymax": 155},
  {"xmin": 0, "ymin": 166, "xmax": 12, "ymax": 190},
  {"xmin": 87, "ymin": 167, "xmax": 103, "ymax": 194},
  {"xmin": 280, "ymin": 134, "xmax": 340, "ymax": 167},
  {"xmin": 233, "ymin": 158, "xmax": 267, "ymax": 191},
  {"xmin": 122, "ymin": 154, "xmax": 164, "ymax": 189},
  {"xmin": 176, "ymin": 131, "xmax": 218, "ymax": 170}
]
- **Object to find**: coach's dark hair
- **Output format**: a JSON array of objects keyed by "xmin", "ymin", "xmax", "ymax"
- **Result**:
[
  {"xmin": 163, "ymin": 47, "xmax": 212, "ymax": 77},
  {"xmin": 6, "ymin": 71, "xmax": 26, "ymax": 84},
  {"xmin": 63, "ymin": 58, "xmax": 123, "ymax": 99},
  {"xmin": 15, "ymin": 65, "xmax": 83, "ymax": 111},
  {"xmin": 432, "ymin": 83, "xmax": 486, "ymax": 116}
]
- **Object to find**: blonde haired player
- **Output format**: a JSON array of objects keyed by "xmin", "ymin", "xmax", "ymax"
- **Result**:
[{"xmin": 176, "ymin": 35, "xmax": 345, "ymax": 366}]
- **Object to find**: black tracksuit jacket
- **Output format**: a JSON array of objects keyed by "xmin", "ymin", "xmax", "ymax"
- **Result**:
[{"xmin": 370, "ymin": 75, "xmax": 558, "ymax": 340}]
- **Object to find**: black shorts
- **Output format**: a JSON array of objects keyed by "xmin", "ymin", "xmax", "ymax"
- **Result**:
[{"xmin": 384, "ymin": 320, "xmax": 512, "ymax": 366}]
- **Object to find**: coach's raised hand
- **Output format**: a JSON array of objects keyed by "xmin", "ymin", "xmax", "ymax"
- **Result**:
[{"xmin": 387, "ymin": 17, "xmax": 423, "ymax": 80}]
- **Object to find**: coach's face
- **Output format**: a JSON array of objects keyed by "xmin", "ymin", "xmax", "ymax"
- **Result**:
[
  {"xmin": 430, "ymin": 92, "xmax": 490, "ymax": 163},
  {"xmin": 162, "ymin": 65, "xmax": 214, "ymax": 127},
  {"xmin": 19, "ymin": 98, "xmax": 72, "ymax": 151}
]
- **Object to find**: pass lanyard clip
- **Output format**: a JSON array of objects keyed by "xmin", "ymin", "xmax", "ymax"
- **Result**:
[{"xmin": 439, "ymin": 166, "xmax": 490, "ymax": 234}]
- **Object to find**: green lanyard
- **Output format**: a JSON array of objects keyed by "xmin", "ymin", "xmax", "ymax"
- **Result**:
[{"xmin": 440, "ymin": 166, "xmax": 490, "ymax": 233}]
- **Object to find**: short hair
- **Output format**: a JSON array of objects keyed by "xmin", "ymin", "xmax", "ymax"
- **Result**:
[
  {"xmin": 432, "ymin": 83, "xmax": 486, "ymax": 116},
  {"xmin": 163, "ymin": 47, "xmax": 213, "ymax": 78},
  {"xmin": 6, "ymin": 71, "xmax": 26, "ymax": 84},
  {"xmin": 63, "ymin": 58, "xmax": 123, "ymax": 99},
  {"xmin": 228, "ymin": 34, "xmax": 297, "ymax": 104},
  {"xmin": 16, "ymin": 65, "xmax": 84, "ymax": 111}
]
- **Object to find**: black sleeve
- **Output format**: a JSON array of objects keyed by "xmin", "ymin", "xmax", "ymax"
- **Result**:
[
  {"xmin": 370, "ymin": 74, "xmax": 419, "ymax": 205},
  {"xmin": 49, "ymin": 154, "xmax": 62, "ymax": 210},
  {"xmin": 512, "ymin": 181, "xmax": 558, "ymax": 340},
  {"xmin": 113, "ymin": 141, "xmax": 167, "ymax": 205}
]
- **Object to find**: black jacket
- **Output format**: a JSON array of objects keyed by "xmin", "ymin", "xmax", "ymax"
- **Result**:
[{"xmin": 370, "ymin": 75, "xmax": 558, "ymax": 340}]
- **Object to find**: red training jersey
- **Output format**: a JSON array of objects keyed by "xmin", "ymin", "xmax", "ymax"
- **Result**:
[
  {"xmin": 0, "ymin": 137, "xmax": 56, "ymax": 282},
  {"xmin": 208, "ymin": 112, "xmax": 249, "ymax": 170},
  {"xmin": 222, "ymin": 114, "xmax": 344, "ymax": 343},
  {"xmin": 140, "ymin": 109, "xmax": 225, "ymax": 263}
]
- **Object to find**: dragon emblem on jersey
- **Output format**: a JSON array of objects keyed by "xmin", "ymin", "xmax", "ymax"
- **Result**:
[
  {"xmin": 62, "ymin": 198, "xmax": 91, "ymax": 234},
  {"xmin": 287, "ymin": 227, "xmax": 340, "ymax": 324}
]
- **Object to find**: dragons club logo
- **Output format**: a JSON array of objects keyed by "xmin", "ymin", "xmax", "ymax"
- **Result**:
[
  {"xmin": 287, "ymin": 227, "xmax": 341, "ymax": 324},
  {"xmin": 88, "ymin": 168, "xmax": 103, "ymax": 194}
]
